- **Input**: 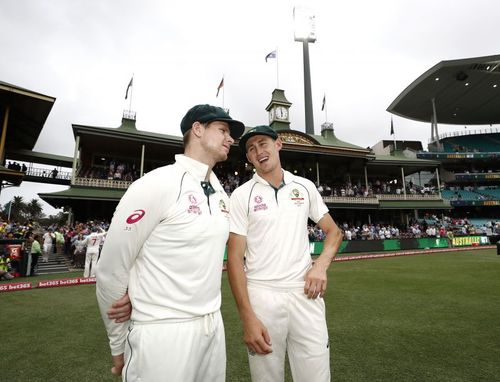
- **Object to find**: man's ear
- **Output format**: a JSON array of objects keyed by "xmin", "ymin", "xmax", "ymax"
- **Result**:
[
  {"xmin": 275, "ymin": 138, "xmax": 283, "ymax": 151},
  {"xmin": 191, "ymin": 121, "xmax": 204, "ymax": 138}
]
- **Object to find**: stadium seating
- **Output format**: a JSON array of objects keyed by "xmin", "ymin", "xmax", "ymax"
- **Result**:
[
  {"xmin": 441, "ymin": 189, "xmax": 484, "ymax": 200},
  {"xmin": 476, "ymin": 187, "xmax": 500, "ymax": 199},
  {"xmin": 442, "ymin": 134, "xmax": 500, "ymax": 153}
]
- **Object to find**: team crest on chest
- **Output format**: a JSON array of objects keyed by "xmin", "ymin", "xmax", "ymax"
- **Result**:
[
  {"xmin": 253, "ymin": 195, "xmax": 268, "ymax": 212},
  {"xmin": 187, "ymin": 193, "xmax": 202, "ymax": 215},
  {"xmin": 219, "ymin": 199, "xmax": 229, "ymax": 214},
  {"xmin": 290, "ymin": 188, "xmax": 305, "ymax": 206}
]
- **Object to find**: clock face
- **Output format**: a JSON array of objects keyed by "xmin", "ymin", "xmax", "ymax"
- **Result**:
[
  {"xmin": 269, "ymin": 108, "xmax": 274, "ymax": 123},
  {"xmin": 275, "ymin": 106, "xmax": 288, "ymax": 120}
]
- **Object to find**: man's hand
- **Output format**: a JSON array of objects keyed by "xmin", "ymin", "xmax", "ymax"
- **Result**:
[
  {"xmin": 107, "ymin": 293, "xmax": 132, "ymax": 323},
  {"xmin": 111, "ymin": 354, "xmax": 124, "ymax": 376},
  {"xmin": 243, "ymin": 315, "xmax": 273, "ymax": 355},
  {"xmin": 304, "ymin": 259, "xmax": 328, "ymax": 299}
]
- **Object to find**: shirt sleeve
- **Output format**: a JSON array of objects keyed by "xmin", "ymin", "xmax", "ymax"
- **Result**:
[
  {"xmin": 229, "ymin": 188, "xmax": 248, "ymax": 236},
  {"xmin": 307, "ymin": 180, "xmax": 329, "ymax": 223},
  {"xmin": 95, "ymin": 175, "xmax": 169, "ymax": 355}
]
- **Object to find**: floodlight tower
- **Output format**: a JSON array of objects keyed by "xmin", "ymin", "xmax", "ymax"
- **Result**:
[{"xmin": 294, "ymin": 6, "xmax": 316, "ymax": 135}]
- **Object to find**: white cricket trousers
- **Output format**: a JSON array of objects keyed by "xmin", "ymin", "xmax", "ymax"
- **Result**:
[
  {"xmin": 247, "ymin": 282, "xmax": 330, "ymax": 382},
  {"xmin": 83, "ymin": 251, "xmax": 98, "ymax": 277},
  {"xmin": 122, "ymin": 310, "xmax": 225, "ymax": 382}
]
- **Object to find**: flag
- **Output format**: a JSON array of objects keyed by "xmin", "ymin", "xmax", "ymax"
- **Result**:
[
  {"xmin": 125, "ymin": 77, "xmax": 133, "ymax": 99},
  {"xmin": 216, "ymin": 77, "xmax": 224, "ymax": 97},
  {"xmin": 265, "ymin": 50, "xmax": 276, "ymax": 62},
  {"xmin": 390, "ymin": 117, "xmax": 394, "ymax": 135},
  {"xmin": 321, "ymin": 94, "xmax": 326, "ymax": 111}
]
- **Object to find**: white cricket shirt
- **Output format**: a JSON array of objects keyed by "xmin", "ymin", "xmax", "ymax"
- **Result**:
[
  {"xmin": 230, "ymin": 170, "xmax": 328, "ymax": 283},
  {"xmin": 96, "ymin": 154, "xmax": 230, "ymax": 355},
  {"xmin": 85, "ymin": 232, "xmax": 106, "ymax": 254}
]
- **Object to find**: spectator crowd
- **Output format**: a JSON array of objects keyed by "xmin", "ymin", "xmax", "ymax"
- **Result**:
[{"xmin": 0, "ymin": 219, "xmax": 109, "ymax": 280}]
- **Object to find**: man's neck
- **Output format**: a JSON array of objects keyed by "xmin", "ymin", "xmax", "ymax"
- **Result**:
[
  {"xmin": 183, "ymin": 150, "xmax": 214, "ymax": 181},
  {"xmin": 258, "ymin": 168, "xmax": 284, "ymax": 189}
]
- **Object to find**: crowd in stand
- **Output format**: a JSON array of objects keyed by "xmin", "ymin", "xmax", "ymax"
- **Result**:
[
  {"xmin": 0, "ymin": 219, "xmax": 109, "ymax": 280},
  {"xmin": 316, "ymin": 180, "xmax": 438, "ymax": 198},
  {"xmin": 78, "ymin": 160, "xmax": 140, "ymax": 182},
  {"xmin": 2, "ymin": 213, "xmax": 499, "ymax": 279},
  {"xmin": 307, "ymin": 215, "xmax": 500, "ymax": 242}
]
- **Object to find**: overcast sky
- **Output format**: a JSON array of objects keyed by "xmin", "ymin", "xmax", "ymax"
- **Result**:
[{"xmin": 1, "ymin": 0, "xmax": 499, "ymax": 215}]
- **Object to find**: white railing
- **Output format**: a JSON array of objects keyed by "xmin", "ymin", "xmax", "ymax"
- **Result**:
[
  {"xmin": 429, "ymin": 126, "xmax": 500, "ymax": 143},
  {"xmin": 25, "ymin": 167, "xmax": 72, "ymax": 180},
  {"xmin": 323, "ymin": 196, "xmax": 379, "ymax": 204},
  {"xmin": 375, "ymin": 194, "xmax": 441, "ymax": 200},
  {"xmin": 323, "ymin": 194, "xmax": 444, "ymax": 204},
  {"xmin": 73, "ymin": 177, "xmax": 132, "ymax": 189}
]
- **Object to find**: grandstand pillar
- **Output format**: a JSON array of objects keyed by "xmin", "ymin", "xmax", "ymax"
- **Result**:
[
  {"xmin": 414, "ymin": 209, "xmax": 419, "ymax": 220},
  {"xmin": 364, "ymin": 165, "xmax": 368, "ymax": 190},
  {"xmin": 0, "ymin": 105, "xmax": 10, "ymax": 164},
  {"xmin": 66, "ymin": 207, "xmax": 73, "ymax": 226},
  {"xmin": 435, "ymin": 167, "xmax": 442, "ymax": 198},
  {"xmin": 431, "ymin": 98, "xmax": 439, "ymax": 139},
  {"xmin": 400, "ymin": 167, "xmax": 407, "ymax": 199},
  {"xmin": 71, "ymin": 135, "xmax": 80, "ymax": 184},
  {"xmin": 315, "ymin": 161, "xmax": 319, "ymax": 186},
  {"xmin": 140, "ymin": 144, "xmax": 145, "ymax": 177}
]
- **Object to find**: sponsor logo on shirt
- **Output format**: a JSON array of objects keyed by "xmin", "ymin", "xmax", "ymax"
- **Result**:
[
  {"xmin": 290, "ymin": 188, "xmax": 305, "ymax": 206},
  {"xmin": 253, "ymin": 195, "xmax": 268, "ymax": 212},
  {"xmin": 126, "ymin": 209, "xmax": 146, "ymax": 224},
  {"xmin": 219, "ymin": 199, "xmax": 229, "ymax": 214},
  {"xmin": 187, "ymin": 194, "xmax": 202, "ymax": 215}
]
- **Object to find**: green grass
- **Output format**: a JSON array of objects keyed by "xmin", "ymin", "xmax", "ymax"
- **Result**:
[{"xmin": 2, "ymin": 249, "xmax": 500, "ymax": 381}]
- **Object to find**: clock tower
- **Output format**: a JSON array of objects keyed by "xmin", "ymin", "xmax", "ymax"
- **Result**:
[{"xmin": 265, "ymin": 89, "xmax": 292, "ymax": 131}]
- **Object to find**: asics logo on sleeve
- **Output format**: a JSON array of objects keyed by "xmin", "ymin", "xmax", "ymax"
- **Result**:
[{"xmin": 126, "ymin": 209, "xmax": 146, "ymax": 224}]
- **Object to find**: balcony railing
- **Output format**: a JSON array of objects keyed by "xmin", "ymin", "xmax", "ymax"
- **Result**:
[
  {"xmin": 324, "ymin": 194, "xmax": 447, "ymax": 205},
  {"xmin": 73, "ymin": 177, "xmax": 132, "ymax": 189},
  {"xmin": 323, "ymin": 196, "xmax": 379, "ymax": 204},
  {"xmin": 375, "ymin": 194, "xmax": 442, "ymax": 200},
  {"xmin": 24, "ymin": 167, "xmax": 72, "ymax": 180},
  {"xmin": 429, "ymin": 126, "xmax": 500, "ymax": 143}
]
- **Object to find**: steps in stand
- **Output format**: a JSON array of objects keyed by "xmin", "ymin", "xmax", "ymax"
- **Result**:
[{"xmin": 35, "ymin": 253, "xmax": 71, "ymax": 275}]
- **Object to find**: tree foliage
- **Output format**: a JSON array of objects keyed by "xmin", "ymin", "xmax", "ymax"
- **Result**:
[{"xmin": 2, "ymin": 196, "xmax": 46, "ymax": 222}]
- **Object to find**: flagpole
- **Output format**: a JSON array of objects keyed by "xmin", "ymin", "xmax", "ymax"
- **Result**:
[
  {"xmin": 391, "ymin": 117, "xmax": 397, "ymax": 151},
  {"xmin": 7, "ymin": 200, "xmax": 12, "ymax": 221},
  {"xmin": 129, "ymin": 74, "xmax": 134, "ymax": 111},
  {"xmin": 276, "ymin": 47, "xmax": 279, "ymax": 89},
  {"xmin": 325, "ymin": 101, "xmax": 328, "ymax": 122},
  {"xmin": 222, "ymin": 74, "xmax": 225, "ymax": 109}
]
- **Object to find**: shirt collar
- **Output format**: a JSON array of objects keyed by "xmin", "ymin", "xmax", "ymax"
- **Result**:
[
  {"xmin": 252, "ymin": 169, "xmax": 294, "ymax": 187},
  {"xmin": 175, "ymin": 154, "xmax": 224, "ymax": 192}
]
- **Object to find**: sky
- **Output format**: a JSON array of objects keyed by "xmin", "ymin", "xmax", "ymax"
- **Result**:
[{"xmin": 1, "ymin": 0, "xmax": 499, "ymax": 215}]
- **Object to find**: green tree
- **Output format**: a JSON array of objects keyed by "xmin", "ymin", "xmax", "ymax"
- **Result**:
[
  {"xmin": 10, "ymin": 196, "xmax": 27, "ymax": 222},
  {"xmin": 26, "ymin": 198, "xmax": 44, "ymax": 220}
]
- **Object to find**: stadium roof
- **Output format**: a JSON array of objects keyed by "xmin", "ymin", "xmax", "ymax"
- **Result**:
[
  {"xmin": 6, "ymin": 149, "xmax": 73, "ymax": 167},
  {"xmin": 39, "ymin": 187, "xmax": 124, "ymax": 205},
  {"xmin": 0, "ymin": 81, "xmax": 56, "ymax": 150},
  {"xmin": 387, "ymin": 54, "xmax": 500, "ymax": 125}
]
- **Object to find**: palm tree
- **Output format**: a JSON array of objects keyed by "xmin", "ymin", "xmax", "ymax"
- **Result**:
[
  {"xmin": 10, "ymin": 196, "xmax": 26, "ymax": 221},
  {"xmin": 26, "ymin": 198, "xmax": 44, "ymax": 220}
]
